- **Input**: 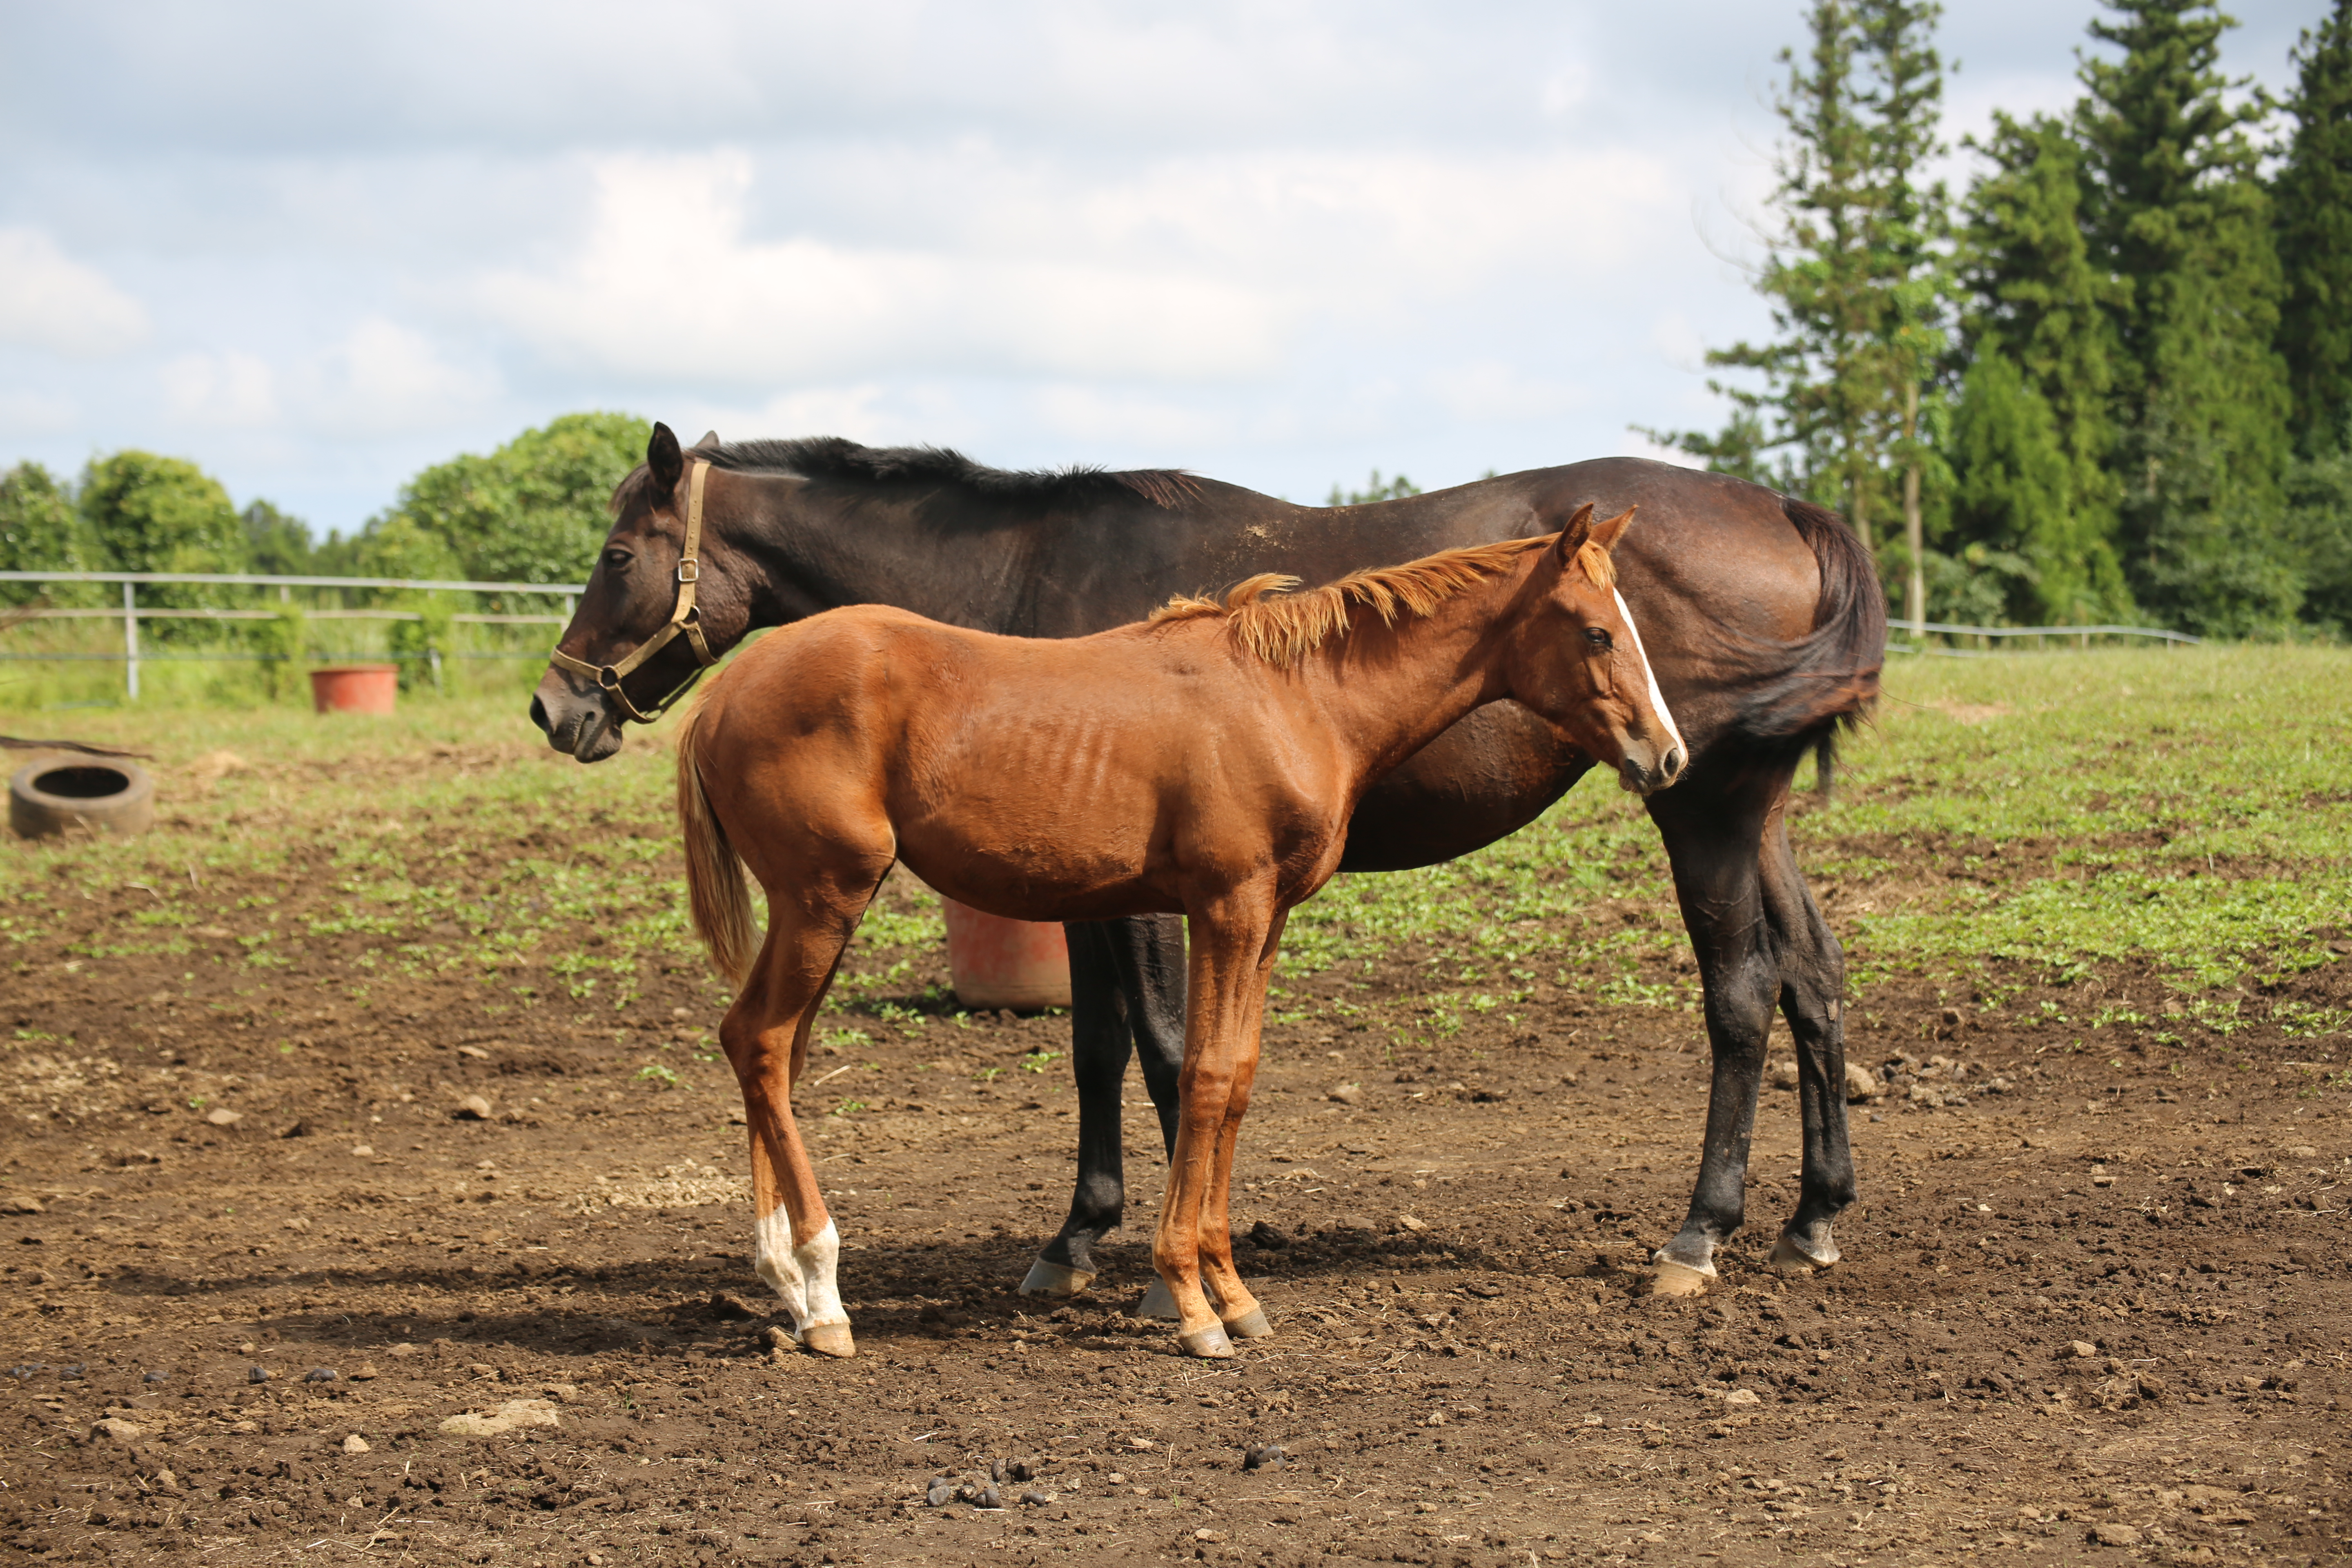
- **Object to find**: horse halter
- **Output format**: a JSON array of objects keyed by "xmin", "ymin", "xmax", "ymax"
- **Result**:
[{"xmin": 547, "ymin": 458, "xmax": 719, "ymax": 724}]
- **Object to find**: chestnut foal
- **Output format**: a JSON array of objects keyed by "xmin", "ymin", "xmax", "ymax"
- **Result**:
[{"xmin": 675, "ymin": 502, "xmax": 1683, "ymax": 1359}]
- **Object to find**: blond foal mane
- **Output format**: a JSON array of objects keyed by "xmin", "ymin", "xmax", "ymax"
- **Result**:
[{"xmin": 1149, "ymin": 531, "xmax": 1615, "ymax": 668}]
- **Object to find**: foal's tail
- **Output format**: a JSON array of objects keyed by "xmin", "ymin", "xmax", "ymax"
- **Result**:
[
  {"xmin": 675, "ymin": 688, "xmax": 760, "ymax": 986},
  {"xmin": 1728, "ymin": 493, "xmax": 1888, "ymax": 795}
]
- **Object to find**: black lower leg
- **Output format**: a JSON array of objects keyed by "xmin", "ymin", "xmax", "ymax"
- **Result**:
[
  {"xmin": 1035, "ymin": 921, "xmax": 1138, "ymax": 1278},
  {"xmin": 1766, "ymin": 817, "xmax": 1857, "ymax": 1262}
]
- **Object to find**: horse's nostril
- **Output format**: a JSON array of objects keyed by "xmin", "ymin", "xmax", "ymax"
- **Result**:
[
  {"xmin": 1664, "ymin": 747, "xmax": 1684, "ymax": 778},
  {"xmin": 528, "ymin": 695, "xmax": 550, "ymax": 734}
]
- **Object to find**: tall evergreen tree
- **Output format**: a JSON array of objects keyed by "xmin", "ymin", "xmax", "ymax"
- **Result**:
[
  {"xmin": 1639, "ymin": 0, "xmax": 1948, "ymax": 621},
  {"xmin": 2275, "ymin": 0, "xmax": 2352, "ymax": 456},
  {"xmin": 1948, "ymin": 112, "xmax": 2134, "ymax": 622},
  {"xmin": 2078, "ymin": 0, "xmax": 2296, "ymax": 634}
]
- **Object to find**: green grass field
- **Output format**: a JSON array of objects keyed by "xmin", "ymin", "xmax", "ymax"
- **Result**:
[{"xmin": 4, "ymin": 645, "xmax": 2346, "ymax": 1058}]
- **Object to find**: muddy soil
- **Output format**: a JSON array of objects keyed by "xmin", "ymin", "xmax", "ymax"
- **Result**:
[{"xmin": 3, "ymin": 837, "xmax": 2347, "ymax": 1567}]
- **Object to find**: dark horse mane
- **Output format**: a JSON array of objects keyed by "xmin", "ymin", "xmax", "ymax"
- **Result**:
[{"xmin": 694, "ymin": 437, "xmax": 1202, "ymax": 511}]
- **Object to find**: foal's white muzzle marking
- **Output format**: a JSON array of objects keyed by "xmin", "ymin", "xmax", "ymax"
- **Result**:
[{"xmin": 1613, "ymin": 587, "xmax": 1685, "ymax": 767}]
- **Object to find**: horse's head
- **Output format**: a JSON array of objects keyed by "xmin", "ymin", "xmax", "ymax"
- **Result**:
[
  {"xmin": 1510, "ymin": 502, "xmax": 1686, "ymax": 796},
  {"xmin": 531, "ymin": 421, "xmax": 726, "ymax": 762}
]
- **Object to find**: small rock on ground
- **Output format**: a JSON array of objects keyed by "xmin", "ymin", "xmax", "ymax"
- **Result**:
[
  {"xmin": 341, "ymin": 1434, "xmax": 370, "ymax": 1454},
  {"xmin": 2089, "ymin": 1522, "xmax": 2142, "ymax": 1546},
  {"xmin": 438, "ymin": 1398, "xmax": 561, "ymax": 1438}
]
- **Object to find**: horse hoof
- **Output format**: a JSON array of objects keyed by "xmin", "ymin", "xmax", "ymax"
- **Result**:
[
  {"xmin": 1133, "ymin": 1279, "xmax": 1181, "ymax": 1321},
  {"xmin": 1018, "ymin": 1260, "xmax": 1096, "ymax": 1298},
  {"xmin": 1649, "ymin": 1261, "xmax": 1713, "ymax": 1299},
  {"xmin": 1769, "ymin": 1235, "xmax": 1837, "ymax": 1276},
  {"xmin": 1178, "ymin": 1323, "xmax": 1236, "ymax": 1359},
  {"xmin": 799, "ymin": 1322, "xmax": 856, "ymax": 1359},
  {"xmin": 1221, "ymin": 1305, "xmax": 1274, "ymax": 1340}
]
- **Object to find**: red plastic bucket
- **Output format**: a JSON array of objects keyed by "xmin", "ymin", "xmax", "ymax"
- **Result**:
[
  {"xmin": 941, "ymin": 899, "xmax": 1072, "ymax": 1011},
  {"xmin": 309, "ymin": 664, "xmax": 399, "ymax": 715}
]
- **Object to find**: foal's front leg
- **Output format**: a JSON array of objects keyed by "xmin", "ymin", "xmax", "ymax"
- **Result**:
[{"xmin": 1154, "ymin": 899, "xmax": 1276, "ymax": 1358}]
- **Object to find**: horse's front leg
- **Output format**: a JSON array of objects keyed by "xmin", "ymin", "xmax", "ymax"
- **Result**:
[
  {"xmin": 1154, "ymin": 896, "xmax": 1275, "ymax": 1358},
  {"xmin": 1022, "ymin": 916, "xmax": 1178, "ymax": 1296},
  {"xmin": 1643, "ymin": 765, "xmax": 1784, "ymax": 1297},
  {"xmin": 1760, "ymin": 795, "xmax": 1857, "ymax": 1274},
  {"xmin": 1192, "ymin": 907, "xmax": 1286, "ymax": 1342}
]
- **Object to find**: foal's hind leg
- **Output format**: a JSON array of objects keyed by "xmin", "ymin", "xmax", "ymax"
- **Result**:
[
  {"xmin": 1643, "ymin": 762, "xmax": 1786, "ymax": 1297},
  {"xmin": 1022, "ymin": 914, "xmax": 1187, "ymax": 1300},
  {"xmin": 1757, "ymin": 794, "xmax": 1857, "ymax": 1275},
  {"xmin": 725, "ymin": 877, "xmax": 886, "ymax": 1357}
]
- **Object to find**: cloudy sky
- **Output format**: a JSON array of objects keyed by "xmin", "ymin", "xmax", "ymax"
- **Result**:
[{"xmin": 0, "ymin": 1, "xmax": 2319, "ymax": 537}]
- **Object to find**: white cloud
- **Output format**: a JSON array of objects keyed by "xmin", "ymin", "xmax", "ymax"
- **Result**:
[
  {"xmin": 301, "ymin": 317, "xmax": 498, "ymax": 435},
  {"xmin": 161, "ymin": 351, "xmax": 278, "ymax": 428},
  {"xmin": 0, "ymin": 389, "xmax": 80, "ymax": 436},
  {"xmin": 0, "ymin": 228, "xmax": 150, "ymax": 357},
  {"xmin": 1429, "ymin": 360, "xmax": 1592, "ymax": 423},
  {"xmin": 474, "ymin": 152, "xmax": 1291, "ymax": 387}
]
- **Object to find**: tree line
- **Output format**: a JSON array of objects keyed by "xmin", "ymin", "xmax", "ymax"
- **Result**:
[
  {"xmin": 1643, "ymin": 0, "xmax": 2352, "ymax": 639},
  {"xmin": 0, "ymin": 412, "xmax": 651, "ymax": 614}
]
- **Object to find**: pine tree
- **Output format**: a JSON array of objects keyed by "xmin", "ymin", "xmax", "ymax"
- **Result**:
[
  {"xmin": 1855, "ymin": 0, "xmax": 1950, "ymax": 628},
  {"xmin": 2275, "ymin": 0, "xmax": 2352, "ymax": 456},
  {"xmin": 2078, "ymin": 0, "xmax": 2296, "ymax": 633},
  {"xmin": 1949, "ymin": 112, "xmax": 2133, "ymax": 621},
  {"xmin": 1637, "ymin": 0, "xmax": 1949, "ymax": 619}
]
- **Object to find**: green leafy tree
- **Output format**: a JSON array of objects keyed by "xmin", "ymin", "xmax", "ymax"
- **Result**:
[
  {"xmin": 1325, "ymin": 470, "xmax": 1423, "ymax": 506},
  {"xmin": 2284, "ymin": 443, "xmax": 2352, "ymax": 635},
  {"xmin": 1949, "ymin": 112, "xmax": 2133, "ymax": 622},
  {"xmin": 371, "ymin": 411, "xmax": 650, "ymax": 586},
  {"xmin": 0, "ymin": 462, "xmax": 108, "ymax": 607},
  {"xmin": 2275, "ymin": 0, "xmax": 2352, "ymax": 458},
  {"xmin": 2078, "ymin": 0, "xmax": 2295, "ymax": 634},
  {"xmin": 240, "ymin": 500, "xmax": 316, "ymax": 577},
  {"xmin": 77, "ymin": 451, "xmax": 248, "ymax": 619}
]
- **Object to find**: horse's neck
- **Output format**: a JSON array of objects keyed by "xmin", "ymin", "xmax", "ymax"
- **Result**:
[
  {"xmin": 1290, "ymin": 560, "xmax": 1539, "ymax": 784},
  {"xmin": 722, "ymin": 484, "xmax": 1030, "ymax": 635}
]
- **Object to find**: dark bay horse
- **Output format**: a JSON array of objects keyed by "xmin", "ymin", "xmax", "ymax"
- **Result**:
[
  {"xmin": 675, "ymin": 501, "xmax": 1678, "ymax": 1357},
  {"xmin": 531, "ymin": 423, "xmax": 1884, "ymax": 1300}
]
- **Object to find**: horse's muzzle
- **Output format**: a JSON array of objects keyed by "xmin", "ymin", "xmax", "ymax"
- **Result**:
[
  {"xmin": 530, "ymin": 679, "xmax": 625, "ymax": 764},
  {"xmin": 1617, "ymin": 742, "xmax": 1685, "ymax": 797}
]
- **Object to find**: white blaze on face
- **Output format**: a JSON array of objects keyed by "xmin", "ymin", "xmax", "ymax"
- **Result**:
[{"xmin": 1612, "ymin": 587, "xmax": 1684, "ymax": 764}]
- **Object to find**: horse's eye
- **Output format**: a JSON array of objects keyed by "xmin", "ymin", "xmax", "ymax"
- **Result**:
[
  {"xmin": 1585, "ymin": 626, "xmax": 1614, "ymax": 653},
  {"xmin": 602, "ymin": 549, "xmax": 632, "ymax": 572}
]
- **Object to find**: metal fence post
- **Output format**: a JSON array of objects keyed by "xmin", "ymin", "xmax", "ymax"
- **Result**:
[{"xmin": 123, "ymin": 580, "xmax": 140, "ymax": 701}]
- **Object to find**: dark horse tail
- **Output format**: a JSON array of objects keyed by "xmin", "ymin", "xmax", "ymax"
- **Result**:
[{"xmin": 1729, "ymin": 494, "xmax": 1888, "ymax": 794}]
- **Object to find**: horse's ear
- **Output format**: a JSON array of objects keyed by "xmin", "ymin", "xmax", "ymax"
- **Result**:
[
  {"xmin": 692, "ymin": 430, "xmax": 722, "ymax": 452},
  {"xmin": 1588, "ymin": 506, "xmax": 1637, "ymax": 553},
  {"xmin": 647, "ymin": 423, "xmax": 684, "ymax": 499},
  {"xmin": 1552, "ymin": 501, "xmax": 1597, "ymax": 564}
]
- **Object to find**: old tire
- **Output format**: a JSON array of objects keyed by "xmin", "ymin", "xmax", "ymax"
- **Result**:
[{"xmin": 9, "ymin": 761, "xmax": 156, "ymax": 840}]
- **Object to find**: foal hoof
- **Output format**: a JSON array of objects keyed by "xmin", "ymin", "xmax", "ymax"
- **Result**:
[
  {"xmin": 1132, "ymin": 1278, "xmax": 1181, "ymax": 1321},
  {"xmin": 1221, "ymin": 1305, "xmax": 1274, "ymax": 1340},
  {"xmin": 1178, "ymin": 1323, "xmax": 1236, "ymax": 1359},
  {"xmin": 798, "ymin": 1322, "xmax": 857, "ymax": 1359},
  {"xmin": 1018, "ymin": 1260, "xmax": 1096, "ymax": 1298},
  {"xmin": 1769, "ymin": 1234, "xmax": 1838, "ymax": 1276},
  {"xmin": 1649, "ymin": 1261, "xmax": 1714, "ymax": 1299}
]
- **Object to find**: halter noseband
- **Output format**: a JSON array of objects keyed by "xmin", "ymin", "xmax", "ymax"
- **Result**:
[{"xmin": 546, "ymin": 457, "xmax": 719, "ymax": 724}]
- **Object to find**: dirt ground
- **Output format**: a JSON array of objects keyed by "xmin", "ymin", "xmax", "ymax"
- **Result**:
[{"xmin": 3, "ymin": 782, "xmax": 2348, "ymax": 1567}]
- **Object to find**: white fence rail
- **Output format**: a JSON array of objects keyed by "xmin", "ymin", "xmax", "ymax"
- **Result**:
[
  {"xmin": 1889, "ymin": 617, "xmax": 2199, "ymax": 656},
  {"xmin": 0, "ymin": 569, "xmax": 581, "ymax": 699}
]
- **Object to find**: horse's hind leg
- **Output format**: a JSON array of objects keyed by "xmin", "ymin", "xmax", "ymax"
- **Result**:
[
  {"xmin": 1022, "ymin": 914, "xmax": 1186, "ymax": 1299},
  {"xmin": 1644, "ymin": 763, "xmax": 1786, "ymax": 1297},
  {"xmin": 725, "ymin": 874, "xmax": 885, "ymax": 1357},
  {"xmin": 1758, "ymin": 793, "xmax": 1856, "ymax": 1275}
]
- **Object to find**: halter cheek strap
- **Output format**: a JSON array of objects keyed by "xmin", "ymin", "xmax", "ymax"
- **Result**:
[{"xmin": 547, "ymin": 458, "xmax": 719, "ymax": 724}]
